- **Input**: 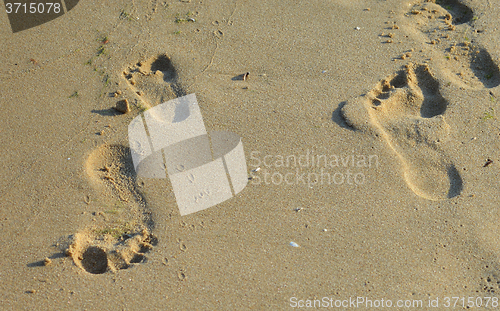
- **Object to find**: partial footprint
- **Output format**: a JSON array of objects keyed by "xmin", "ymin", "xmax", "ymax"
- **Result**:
[
  {"xmin": 430, "ymin": 0, "xmax": 473, "ymax": 24},
  {"xmin": 341, "ymin": 63, "xmax": 462, "ymax": 200},
  {"xmin": 66, "ymin": 227, "xmax": 157, "ymax": 274},
  {"xmin": 406, "ymin": 0, "xmax": 500, "ymax": 89},
  {"xmin": 85, "ymin": 144, "xmax": 147, "ymax": 210},
  {"xmin": 123, "ymin": 54, "xmax": 183, "ymax": 110},
  {"xmin": 67, "ymin": 144, "xmax": 157, "ymax": 274}
]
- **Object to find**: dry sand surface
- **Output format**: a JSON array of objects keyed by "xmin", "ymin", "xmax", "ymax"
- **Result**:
[{"xmin": 1, "ymin": 0, "xmax": 500, "ymax": 309}]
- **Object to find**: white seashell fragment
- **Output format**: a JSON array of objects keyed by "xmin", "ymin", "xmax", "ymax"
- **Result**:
[{"xmin": 289, "ymin": 241, "xmax": 299, "ymax": 247}]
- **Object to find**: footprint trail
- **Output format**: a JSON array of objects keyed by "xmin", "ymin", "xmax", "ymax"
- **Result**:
[{"xmin": 67, "ymin": 53, "xmax": 182, "ymax": 274}]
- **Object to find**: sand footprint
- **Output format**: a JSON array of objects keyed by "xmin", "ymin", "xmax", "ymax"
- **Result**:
[
  {"xmin": 405, "ymin": 0, "xmax": 500, "ymax": 89},
  {"xmin": 68, "ymin": 54, "xmax": 183, "ymax": 274},
  {"xmin": 123, "ymin": 53, "xmax": 183, "ymax": 110},
  {"xmin": 341, "ymin": 63, "xmax": 462, "ymax": 200},
  {"xmin": 67, "ymin": 145, "xmax": 157, "ymax": 274}
]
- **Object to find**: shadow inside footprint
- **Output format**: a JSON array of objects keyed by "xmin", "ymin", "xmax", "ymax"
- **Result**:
[
  {"xmin": 437, "ymin": 0, "xmax": 473, "ymax": 24},
  {"xmin": 150, "ymin": 54, "xmax": 177, "ymax": 83},
  {"xmin": 413, "ymin": 65, "xmax": 448, "ymax": 117},
  {"xmin": 470, "ymin": 48, "xmax": 500, "ymax": 89},
  {"xmin": 80, "ymin": 246, "xmax": 108, "ymax": 274},
  {"xmin": 446, "ymin": 165, "xmax": 463, "ymax": 199}
]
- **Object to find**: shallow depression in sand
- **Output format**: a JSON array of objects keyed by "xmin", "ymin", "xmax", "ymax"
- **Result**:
[
  {"xmin": 80, "ymin": 246, "xmax": 108, "ymax": 274},
  {"xmin": 341, "ymin": 63, "xmax": 462, "ymax": 200}
]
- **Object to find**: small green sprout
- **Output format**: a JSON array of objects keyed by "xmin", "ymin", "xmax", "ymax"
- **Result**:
[
  {"xmin": 482, "ymin": 108, "xmax": 496, "ymax": 121},
  {"xmin": 103, "ymin": 75, "xmax": 111, "ymax": 86}
]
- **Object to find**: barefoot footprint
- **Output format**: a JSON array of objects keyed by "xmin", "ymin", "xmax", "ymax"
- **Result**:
[
  {"xmin": 123, "ymin": 54, "xmax": 182, "ymax": 110},
  {"xmin": 67, "ymin": 145, "xmax": 157, "ymax": 274},
  {"xmin": 405, "ymin": 0, "xmax": 500, "ymax": 89},
  {"xmin": 341, "ymin": 63, "xmax": 462, "ymax": 200}
]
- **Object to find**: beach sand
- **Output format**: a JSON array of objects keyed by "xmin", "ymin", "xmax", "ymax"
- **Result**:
[{"xmin": 1, "ymin": 0, "xmax": 500, "ymax": 309}]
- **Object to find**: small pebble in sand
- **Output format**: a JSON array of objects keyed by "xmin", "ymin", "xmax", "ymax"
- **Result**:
[
  {"xmin": 43, "ymin": 258, "xmax": 52, "ymax": 266},
  {"xmin": 289, "ymin": 242, "xmax": 299, "ymax": 247},
  {"xmin": 114, "ymin": 99, "xmax": 130, "ymax": 114},
  {"xmin": 355, "ymin": 27, "xmax": 360, "ymax": 30}
]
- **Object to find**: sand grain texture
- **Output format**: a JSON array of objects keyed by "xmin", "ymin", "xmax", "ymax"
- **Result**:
[{"xmin": 1, "ymin": 0, "xmax": 500, "ymax": 309}]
